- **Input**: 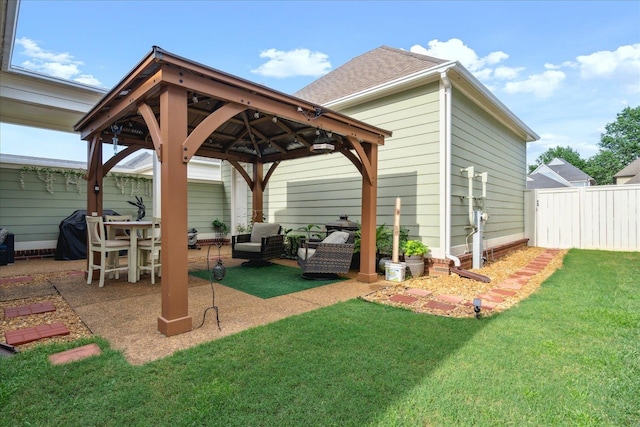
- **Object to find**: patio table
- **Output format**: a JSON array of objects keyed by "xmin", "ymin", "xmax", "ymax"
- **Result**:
[{"xmin": 104, "ymin": 220, "xmax": 156, "ymax": 283}]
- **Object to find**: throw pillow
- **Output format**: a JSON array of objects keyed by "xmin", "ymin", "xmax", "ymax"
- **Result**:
[
  {"xmin": 322, "ymin": 231, "xmax": 349, "ymax": 244},
  {"xmin": 0, "ymin": 228, "xmax": 7, "ymax": 245}
]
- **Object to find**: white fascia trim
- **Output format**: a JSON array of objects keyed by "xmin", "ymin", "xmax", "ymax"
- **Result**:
[
  {"xmin": 323, "ymin": 61, "xmax": 458, "ymax": 110},
  {"xmin": 6, "ymin": 65, "xmax": 108, "ymax": 95},
  {"xmin": 1, "ymin": 0, "xmax": 20, "ymax": 71},
  {"xmin": 321, "ymin": 61, "xmax": 539, "ymax": 143}
]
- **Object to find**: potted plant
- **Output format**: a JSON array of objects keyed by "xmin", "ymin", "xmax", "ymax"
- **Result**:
[
  {"xmin": 402, "ymin": 240, "xmax": 429, "ymax": 278},
  {"xmin": 298, "ymin": 224, "xmax": 325, "ymax": 242},
  {"xmin": 377, "ymin": 225, "xmax": 410, "ymax": 273},
  {"xmin": 211, "ymin": 218, "xmax": 228, "ymax": 238}
]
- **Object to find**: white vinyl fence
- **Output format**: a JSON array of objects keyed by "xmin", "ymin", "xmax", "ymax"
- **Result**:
[{"xmin": 525, "ymin": 185, "xmax": 640, "ymax": 251}]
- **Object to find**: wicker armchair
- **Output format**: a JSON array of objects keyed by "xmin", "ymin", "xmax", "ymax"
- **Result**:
[
  {"xmin": 297, "ymin": 231, "xmax": 355, "ymax": 279},
  {"xmin": 232, "ymin": 223, "xmax": 284, "ymax": 266}
]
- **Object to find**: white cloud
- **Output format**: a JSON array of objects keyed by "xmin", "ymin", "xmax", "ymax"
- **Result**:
[
  {"xmin": 410, "ymin": 38, "xmax": 508, "ymax": 73},
  {"xmin": 503, "ymin": 70, "xmax": 566, "ymax": 98},
  {"xmin": 14, "ymin": 37, "xmax": 103, "ymax": 87},
  {"xmin": 576, "ymin": 43, "xmax": 640, "ymax": 79},
  {"xmin": 251, "ymin": 48, "xmax": 332, "ymax": 78},
  {"xmin": 493, "ymin": 66, "xmax": 524, "ymax": 80}
]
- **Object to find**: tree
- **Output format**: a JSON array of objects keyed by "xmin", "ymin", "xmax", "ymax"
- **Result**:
[
  {"xmin": 528, "ymin": 146, "xmax": 586, "ymax": 173},
  {"xmin": 598, "ymin": 105, "xmax": 640, "ymax": 170},
  {"xmin": 584, "ymin": 150, "xmax": 619, "ymax": 185}
]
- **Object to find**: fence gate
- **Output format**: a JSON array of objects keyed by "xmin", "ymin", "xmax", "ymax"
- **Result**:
[{"xmin": 525, "ymin": 185, "xmax": 640, "ymax": 251}]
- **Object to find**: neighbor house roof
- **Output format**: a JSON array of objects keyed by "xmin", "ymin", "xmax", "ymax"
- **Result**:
[
  {"xmin": 527, "ymin": 158, "xmax": 595, "ymax": 189},
  {"xmin": 614, "ymin": 158, "xmax": 640, "ymax": 184},
  {"xmin": 546, "ymin": 158, "xmax": 593, "ymax": 183},
  {"xmin": 526, "ymin": 173, "xmax": 571, "ymax": 189}
]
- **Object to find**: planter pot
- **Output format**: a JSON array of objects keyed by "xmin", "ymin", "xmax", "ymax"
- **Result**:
[{"xmin": 405, "ymin": 255, "xmax": 425, "ymax": 278}]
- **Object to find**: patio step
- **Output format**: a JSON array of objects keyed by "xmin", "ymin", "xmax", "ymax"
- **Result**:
[
  {"xmin": 4, "ymin": 301, "xmax": 56, "ymax": 318},
  {"xmin": 5, "ymin": 322, "xmax": 70, "ymax": 346}
]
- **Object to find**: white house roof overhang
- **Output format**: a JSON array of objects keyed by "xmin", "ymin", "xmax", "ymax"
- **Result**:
[{"xmin": 0, "ymin": 0, "xmax": 106, "ymax": 132}]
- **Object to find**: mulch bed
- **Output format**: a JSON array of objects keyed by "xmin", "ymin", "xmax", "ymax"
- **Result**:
[{"xmin": 360, "ymin": 247, "xmax": 567, "ymax": 318}]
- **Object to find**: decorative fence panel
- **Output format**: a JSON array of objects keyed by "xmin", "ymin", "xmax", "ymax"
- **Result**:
[{"xmin": 525, "ymin": 185, "xmax": 640, "ymax": 251}]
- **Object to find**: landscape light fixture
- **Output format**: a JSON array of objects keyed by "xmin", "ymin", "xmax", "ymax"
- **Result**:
[{"xmin": 473, "ymin": 298, "xmax": 482, "ymax": 319}]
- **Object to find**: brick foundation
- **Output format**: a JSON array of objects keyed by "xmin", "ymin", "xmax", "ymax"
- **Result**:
[
  {"xmin": 13, "ymin": 239, "xmax": 229, "ymax": 261},
  {"xmin": 425, "ymin": 238, "xmax": 529, "ymax": 277},
  {"xmin": 14, "ymin": 248, "xmax": 56, "ymax": 261}
]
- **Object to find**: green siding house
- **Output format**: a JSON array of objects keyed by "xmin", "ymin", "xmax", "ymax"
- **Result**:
[{"xmin": 262, "ymin": 46, "xmax": 538, "ymax": 262}]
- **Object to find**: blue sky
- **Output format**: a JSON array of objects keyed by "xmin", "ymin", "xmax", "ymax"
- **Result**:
[{"xmin": 1, "ymin": 0, "xmax": 639, "ymax": 166}]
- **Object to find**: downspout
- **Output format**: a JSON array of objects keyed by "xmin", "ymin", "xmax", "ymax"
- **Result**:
[{"xmin": 441, "ymin": 71, "xmax": 453, "ymax": 258}]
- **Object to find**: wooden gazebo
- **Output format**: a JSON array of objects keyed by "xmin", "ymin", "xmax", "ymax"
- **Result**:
[{"xmin": 75, "ymin": 47, "xmax": 391, "ymax": 336}]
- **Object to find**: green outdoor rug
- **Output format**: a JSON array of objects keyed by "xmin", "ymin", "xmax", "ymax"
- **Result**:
[{"xmin": 190, "ymin": 263, "xmax": 345, "ymax": 299}]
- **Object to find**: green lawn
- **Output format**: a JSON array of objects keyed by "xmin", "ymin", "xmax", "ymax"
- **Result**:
[{"xmin": 1, "ymin": 249, "xmax": 638, "ymax": 426}]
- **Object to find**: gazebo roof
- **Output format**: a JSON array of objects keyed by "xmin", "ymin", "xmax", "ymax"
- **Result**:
[{"xmin": 75, "ymin": 46, "xmax": 391, "ymax": 166}]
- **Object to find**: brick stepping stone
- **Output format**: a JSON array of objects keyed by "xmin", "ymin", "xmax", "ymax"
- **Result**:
[
  {"xmin": 527, "ymin": 262, "xmax": 548, "ymax": 269},
  {"xmin": 4, "ymin": 301, "xmax": 56, "ymax": 318},
  {"xmin": 476, "ymin": 293, "xmax": 504, "ymax": 303},
  {"xmin": 389, "ymin": 294, "xmax": 418, "ymax": 304},
  {"xmin": 406, "ymin": 288, "xmax": 433, "ymax": 297},
  {"xmin": 490, "ymin": 288, "xmax": 517, "ymax": 296},
  {"xmin": 514, "ymin": 269, "xmax": 538, "ymax": 277},
  {"xmin": 498, "ymin": 282, "xmax": 523, "ymax": 290},
  {"xmin": 49, "ymin": 343, "xmax": 102, "ymax": 365},
  {"xmin": 0, "ymin": 276, "xmax": 33, "ymax": 285},
  {"xmin": 436, "ymin": 294, "xmax": 465, "ymax": 304},
  {"xmin": 5, "ymin": 322, "xmax": 70, "ymax": 346},
  {"xmin": 425, "ymin": 300, "xmax": 456, "ymax": 311}
]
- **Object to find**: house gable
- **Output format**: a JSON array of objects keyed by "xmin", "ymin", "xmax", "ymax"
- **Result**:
[{"xmin": 614, "ymin": 158, "xmax": 640, "ymax": 185}]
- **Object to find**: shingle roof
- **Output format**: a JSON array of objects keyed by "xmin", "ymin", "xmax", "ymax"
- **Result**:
[
  {"xmin": 294, "ymin": 46, "xmax": 449, "ymax": 105},
  {"xmin": 626, "ymin": 173, "xmax": 640, "ymax": 184},
  {"xmin": 546, "ymin": 158, "xmax": 594, "ymax": 183},
  {"xmin": 614, "ymin": 158, "xmax": 640, "ymax": 178},
  {"xmin": 526, "ymin": 173, "xmax": 571, "ymax": 189}
]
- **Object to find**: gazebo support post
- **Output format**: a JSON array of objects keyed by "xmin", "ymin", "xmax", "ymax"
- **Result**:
[
  {"xmin": 86, "ymin": 134, "xmax": 103, "ymax": 281},
  {"xmin": 157, "ymin": 85, "xmax": 192, "ymax": 336},
  {"xmin": 252, "ymin": 161, "xmax": 264, "ymax": 223},
  {"xmin": 357, "ymin": 143, "xmax": 379, "ymax": 283}
]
